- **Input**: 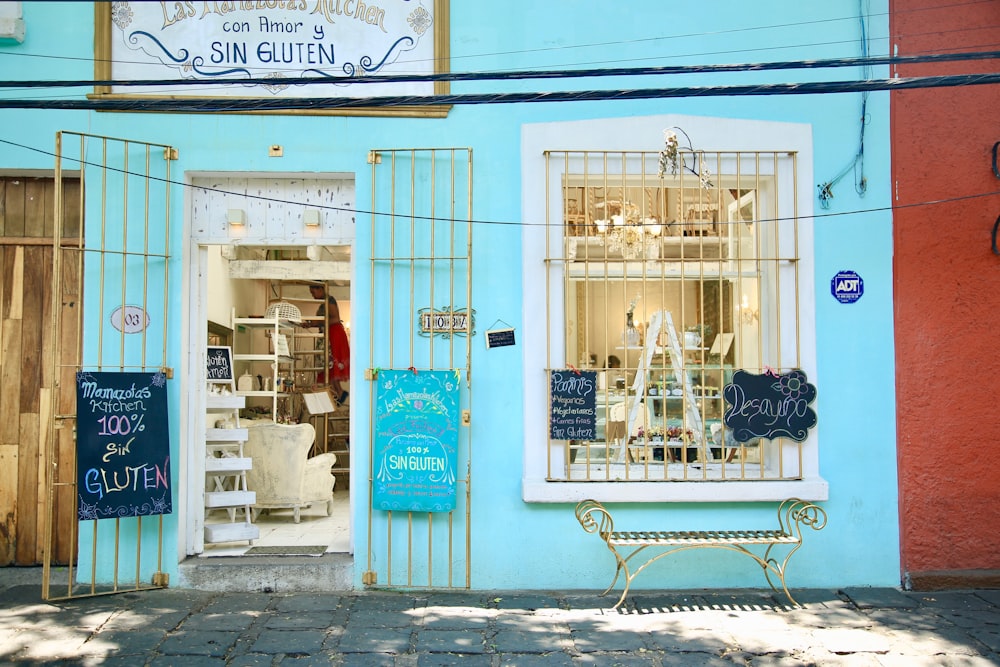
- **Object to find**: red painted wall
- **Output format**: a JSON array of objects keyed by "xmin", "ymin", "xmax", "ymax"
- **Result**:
[{"xmin": 891, "ymin": 0, "xmax": 1000, "ymax": 584}]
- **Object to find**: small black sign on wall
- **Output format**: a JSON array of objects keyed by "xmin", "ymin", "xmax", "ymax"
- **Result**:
[
  {"xmin": 485, "ymin": 327, "xmax": 516, "ymax": 349},
  {"xmin": 549, "ymin": 369, "xmax": 597, "ymax": 441},
  {"xmin": 723, "ymin": 369, "xmax": 817, "ymax": 443}
]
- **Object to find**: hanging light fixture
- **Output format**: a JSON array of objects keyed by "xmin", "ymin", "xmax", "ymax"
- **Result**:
[{"xmin": 593, "ymin": 199, "xmax": 661, "ymax": 259}]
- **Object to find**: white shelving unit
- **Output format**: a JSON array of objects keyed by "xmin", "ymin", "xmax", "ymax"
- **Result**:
[
  {"xmin": 204, "ymin": 362, "xmax": 259, "ymax": 545},
  {"xmin": 232, "ymin": 309, "xmax": 297, "ymax": 420}
]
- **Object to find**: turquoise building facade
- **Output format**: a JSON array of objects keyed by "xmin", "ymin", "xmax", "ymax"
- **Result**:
[{"xmin": 0, "ymin": 1, "xmax": 898, "ymax": 594}]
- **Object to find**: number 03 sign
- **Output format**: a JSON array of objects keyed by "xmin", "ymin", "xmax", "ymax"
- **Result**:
[{"xmin": 110, "ymin": 304, "xmax": 151, "ymax": 334}]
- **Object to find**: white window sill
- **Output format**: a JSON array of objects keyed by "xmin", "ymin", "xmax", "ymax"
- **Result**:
[{"xmin": 522, "ymin": 476, "xmax": 829, "ymax": 503}]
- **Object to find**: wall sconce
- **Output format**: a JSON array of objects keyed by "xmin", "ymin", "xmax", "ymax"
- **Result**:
[
  {"xmin": 227, "ymin": 208, "xmax": 246, "ymax": 229},
  {"xmin": 739, "ymin": 294, "xmax": 759, "ymax": 324},
  {"xmin": 303, "ymin": 209, "xmax": 322, "ymax": 228}
]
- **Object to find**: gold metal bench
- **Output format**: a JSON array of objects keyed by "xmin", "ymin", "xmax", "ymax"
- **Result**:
[{"xmin": 575, "ymin": 498, "xmax": 827, "ymax": 608}]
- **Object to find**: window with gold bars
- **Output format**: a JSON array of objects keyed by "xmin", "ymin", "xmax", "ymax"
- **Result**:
[{"xmin": 544, "ymin": 148, "xmax": 805, "ymax": 482}]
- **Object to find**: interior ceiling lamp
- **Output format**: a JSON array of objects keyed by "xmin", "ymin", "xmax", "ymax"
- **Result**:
[{"xmin": 593, "ymin": 199, "xmax": 661, "ymax": 259}]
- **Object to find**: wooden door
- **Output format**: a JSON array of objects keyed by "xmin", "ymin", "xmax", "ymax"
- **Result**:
[{"xmin": 0, "ymin": 176, "xmax": 81, "ymax": 566}]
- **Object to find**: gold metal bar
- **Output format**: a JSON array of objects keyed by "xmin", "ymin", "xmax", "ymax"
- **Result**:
[
  {"xmin": 120, "ymin": 141, "xmax": 129, "ymax": 371},
  {"xmin": 135, "ymin": 515, "xmax": 142, "ymax": 590}
]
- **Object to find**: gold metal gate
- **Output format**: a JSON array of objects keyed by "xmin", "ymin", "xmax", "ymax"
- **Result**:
[
  {"xmin": 365, "ymin": 148, "xmax": 473, "ymax": 589},
  {"xmin": 42, "ymin": 132, "xmax": 175, "ymax": 600}
]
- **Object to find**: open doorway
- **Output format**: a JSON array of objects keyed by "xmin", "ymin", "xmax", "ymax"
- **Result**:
[
  {"xmin": 201, "ymin": 248, "xmax": 351, "ymax": 557},
  {"xmin": 185, "ymin": 174, "xmax": 355, "ymax": 562}
]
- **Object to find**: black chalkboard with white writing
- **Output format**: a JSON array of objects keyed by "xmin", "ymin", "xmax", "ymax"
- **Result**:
[
  {"xmin": 723, "ymin": 369, "xmax": 817, "ymax": 443},
  {"xmin": 206, "ymin": 346, "xmax": 234, "ymax": 383},
  {"xmin": 550, "ymin": 370, "xmax": 597, "ymax": 441},
  {"xmin": 76, "ymin": 371, "xmax": 172, "ymax": 520}
]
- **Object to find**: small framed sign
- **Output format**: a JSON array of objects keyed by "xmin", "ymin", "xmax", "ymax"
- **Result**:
[
  {"xmin": 206, "ymin": 346, "xmax": 234, "ymax": 384},
  {"xmin": 486, "ymin": 327, "xmax": 516, "ymax": 349}
]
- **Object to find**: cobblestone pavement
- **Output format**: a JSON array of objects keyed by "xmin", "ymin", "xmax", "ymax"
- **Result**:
[{"xmin": 3, "ymin": 573, "xmax": 1000, "ymax": 665}]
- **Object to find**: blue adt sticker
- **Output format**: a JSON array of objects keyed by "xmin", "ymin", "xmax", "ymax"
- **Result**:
[{"xmin": 831, "ymin": 270, "xmax": 863, "ymax": 304}]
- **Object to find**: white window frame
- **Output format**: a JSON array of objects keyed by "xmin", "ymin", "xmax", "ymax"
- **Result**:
[{"xmin": 520, "ymin": 114, "xmax": 828, "ymax": 503}]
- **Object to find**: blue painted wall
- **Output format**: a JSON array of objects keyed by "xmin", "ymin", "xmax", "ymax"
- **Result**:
[{"xmin": 0, "ymin": 1, "xmax": 898, "ymax": 590}]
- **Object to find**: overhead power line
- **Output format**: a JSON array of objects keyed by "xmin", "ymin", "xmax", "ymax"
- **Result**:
[
  {"xmin": 0, "ymin": 50, "xmax": 997, "ymax": 90},
  {"xmin": 0, "ymin": 73, "xmax": 998, "ymax": 111}
]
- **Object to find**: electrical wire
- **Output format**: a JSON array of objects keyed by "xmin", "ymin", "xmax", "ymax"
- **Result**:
[{"xmin": 2, "ymin": 136, "xmax": 998, "ymax": 232}]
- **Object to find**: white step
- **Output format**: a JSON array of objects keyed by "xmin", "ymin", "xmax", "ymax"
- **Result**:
[
  {"xmin": 205, "ymin": 457, "xmax": 252, "ymax": 473},
  {"xmin": 204, "ymin": 522, "xmax": 259, "ymax": 544},
  {"xmin": 205, "ymin": 490, "xmax": 256, "ymax": 508},
  {"xmin": 206, "ymin": 427, "xmax": 248, "ymax": 442}
]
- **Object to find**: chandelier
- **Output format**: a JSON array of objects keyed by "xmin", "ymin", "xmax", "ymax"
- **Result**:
[{"xmin": 593, "ymin": 199, "xmax": 662, "ymax": 259}]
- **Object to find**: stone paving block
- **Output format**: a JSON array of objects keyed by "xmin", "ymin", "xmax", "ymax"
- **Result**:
[
  {"xmin": 490, "ymin": 594, "xmax": 563, "ymax": 611},
  {"xmin": 414, "ymin": 628, "xmax": 486, "ymax": 654},
  {"xmin": 968, "ymin": 626, "xmax": 1000, "ymax": 652},
  {"xmin": 882, "ymin": 622, "xmax": 984, "ymax": 657},
  {"xmin": 656, "ymin": 653, "xmax": 735, "ymax": 667},
  {"xmin": 725, "ymin": 627, "xmax": 814, "ymax": 655},
  {"xmin": 643, "ymin": 625, "xmax": 738, "ymax": 654},
  {"xmin": 908, "ymin": 592, "xmax": 999, "ymax": 611},
  {"xmin": 277, "ymin": 653, "xmax": 338, "ymax": 666},
  {"xmin": 198, "ymin": 592, "xmax": 274, "ymax": 615},
  {"xmin": 339, "ymin": 652, "xmax": 398, "ymax": 666},
  {"xmin": 265, "ymin": 610, "xmax": 340, "ymax": 629},
  {"xmin": 939, "ymin": 608, "xmax": 1000, "ymax": 629},
  {"xmin": 351, "ymin": 592, "xmax": 425, "ymax": 612},
  {"xmin": 490, "ymin": 628, "xmax": 573, "ymax": 654},
  {"xmin": 148, "ymin": 655, "xmax": 227, "ymax": 667},
  {"xmin": 422, "ymin": 592, "xmax": 492, "ymax": 608},
  {"xmin": 182, "ymin": 610, "xmax": 262, "ymax": 631},
  {"xmin": 570, "ymin": 625, "xmax": 650, "ymax": 653},
  {"xmin": 76, "ymin": 628, "xmax": 168, "ymax": 657},
  {"xmin": 346, "ymin": 607, "xmax": 424, "ymax": 628},
  {"xmin": 158, "ymin": 629, "xmax": 241, "ymax": 657},
  {"xmin": 421, "ymin": 604, "xmax": 492, "ymax": 629},
  {"xmin": 811, "ymin": 627, "xmax": 893, "ymax": 654},
  {"xmin": 226, "ymin": 654, "xmax": 278, "ymax": 667},
  {"xmin": 416, "ymin": 652, "xmax": 493, "ymax": 667},
  {"xmin": 974, "ymin": 590, "xmax": 1000, "ymax": 608},
  {"xmin": 2, "ymin": 625, "xmax": 91, "ymax": 661},
  {"xmin": 841, "ymin": 588, "xmax": 920, "ymax": 610},
  {"xmin": 336, "ymin": 626, "xmax": 412, "ymax": 654},
  {"xmin": 251, "ymin": 628, "xmax": 328, "ymax": 655},
  {"xmin": 498, "ymin": 651, "xmax": 578, "ymax": 666},
  {"xmin": 101, "ymin": 607, "xmax": 192, "ymax": 632},
  {"xmin": 274, "ymin": 594, "xmax": 344, "ymax": 613}
]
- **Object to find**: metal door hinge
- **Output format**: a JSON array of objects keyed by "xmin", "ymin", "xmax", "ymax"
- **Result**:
[
  {"xmin": 362, "ymin": 570, "xmax": 377, "ymax": 585},
  {"xmin": 367, "ymin": 151, "xmax": 382, "ymax": 165}
]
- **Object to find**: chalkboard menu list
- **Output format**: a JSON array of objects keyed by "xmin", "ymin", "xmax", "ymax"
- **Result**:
[
  {"xmin": 76, "ymin": 371, "xmax": 172, "ymax": 520},
  {"xmin": 550, "ymin": 370, "xmax": 597, "ymax": 440},
  {"xmin": 723, "ymin": 369, "xmax": 817, "ymax": 443}
]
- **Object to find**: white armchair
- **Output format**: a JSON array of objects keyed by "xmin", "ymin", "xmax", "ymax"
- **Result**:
[{"xmin": 243, "ymin": 422, "xmax": 336, "ymax": 523}]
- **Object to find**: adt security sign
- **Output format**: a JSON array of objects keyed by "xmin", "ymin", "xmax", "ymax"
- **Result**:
[{"xmin": 831, "ymin": 270, "xmax": 864, "ymax": 304}]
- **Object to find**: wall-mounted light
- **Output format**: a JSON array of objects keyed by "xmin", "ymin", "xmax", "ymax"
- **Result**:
[
  {"xmin": 739, "ymin": 294, "xmax": 759, "ymax": 324},
  {"xmin": 227, "ymin": 208, "xmax": 246, "ymax": 229},
  {"xmin": 303, "ymin": 208, "xmax": 322, "ymax": 228}
]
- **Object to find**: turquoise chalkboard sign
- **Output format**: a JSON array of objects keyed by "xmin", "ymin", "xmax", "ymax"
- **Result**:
[{"xmin": 373, "ymin": 369, "xmax": 460, "ymax": 512}]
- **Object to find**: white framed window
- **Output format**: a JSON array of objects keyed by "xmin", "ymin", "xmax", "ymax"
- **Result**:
[{"xmin": 521, "ymin": 115, "xmax": 827, "ymax": 503}]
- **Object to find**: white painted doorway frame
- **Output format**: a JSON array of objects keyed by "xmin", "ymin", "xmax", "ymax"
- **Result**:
[{"xmin": 180, "ymin": 171, "xmax": 356, "ymax": 560}]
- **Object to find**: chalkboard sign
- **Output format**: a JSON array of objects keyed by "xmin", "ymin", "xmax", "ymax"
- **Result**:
[
  {"xmin": 373, "ymin": 369, "xmax": 460, "ymax": 512},
  {"xmin": 550, "ymin": 370, "xmax": 597, "ymax": 440},
  {"xmin": 723, "ymin": 369, "xmax": 817, "ymax": 443},
  {"xmin": 76, "ymin": 371, "xmax": 172, "ymax": 520},
  {"xmin": 206, "ymin": 346, "xmax": 233, "ymax": 383},
  {"xmin": 485, "ymin": 327, "xmax": 516, "ymax": 349}
]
